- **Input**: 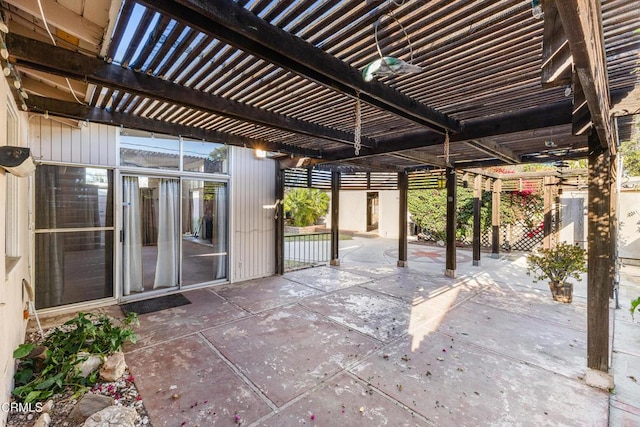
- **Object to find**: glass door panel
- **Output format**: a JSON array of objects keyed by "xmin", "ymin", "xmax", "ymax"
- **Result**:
[
  {"xmin": 181, "ymin": 180, "xmax": 228, "ymax": 285},
  {"xmin": 34, "ymin": 165, "xmax": 114, "ymax": 309},
  {"xmin": 122, "ymin": 176, "xmax": 180, "ymax": 296}
]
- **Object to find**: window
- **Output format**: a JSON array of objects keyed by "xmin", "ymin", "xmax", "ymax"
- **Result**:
[{"xmin": 120, "ymin": 130, "xmax": 228, "ymax": 174}]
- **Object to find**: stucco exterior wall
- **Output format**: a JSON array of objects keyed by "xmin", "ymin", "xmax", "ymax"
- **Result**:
[
  {"xmin": 378, "ymin": 190, "xmax": 400, "ymax": 238},
  {"xmin": 337, "ymin": 192, "xmax": 366, "ymax": 232},
  {"xmin": 619, "ymin": 188, "xmax": 640, "ymax": 262},
  {"xmin": 0, "ymin": 78, "xmax": 31, "ymax": 424},
  {"xmin": 325, "ymin": 190, "xmax": 400, "ymax": 238}
]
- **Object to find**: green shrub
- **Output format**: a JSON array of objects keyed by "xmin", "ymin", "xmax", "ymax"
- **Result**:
[
  {"xmin": 526, "ymin": 243, "xmax": 587, "ymax": 284},
  {"xmin": 12, "ymin": 312, "xmax": 138, "ymax": 403},
  {"xmin": 284, "ymin": 188, "xmax": 329, "ymax": 227}
]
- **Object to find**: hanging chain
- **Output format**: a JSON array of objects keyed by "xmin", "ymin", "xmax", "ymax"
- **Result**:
[
  {"xmin": 354, "ymin": 92, "xmax": 362, "ymax": 156},
  {"xmin": 443, "ymin": 129, "xmax": 450, "ymax": 166}
]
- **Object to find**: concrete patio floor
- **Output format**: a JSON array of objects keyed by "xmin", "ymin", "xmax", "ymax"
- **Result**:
[{"xmin": 115, "ymin": 239, "xmax": 639, "ymax": 427}]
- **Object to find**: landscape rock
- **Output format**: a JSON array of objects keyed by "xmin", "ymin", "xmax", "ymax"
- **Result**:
[
  {"xmin": 32, "ymin": 413, "xmax": 51, "ymax": 427},
  {"xmin": 76, "ymin": 352, "xmax": 104, "ymax": 378},
  {"xmin": 66, "ymin": 393, "xmax": 114, "ymax": 425},
  {"xmin": 40, "ymin": 399, "xmax": 54, "ymax": 413},
  {"xmin": 99, "ymin": 351, "xmax": 126, "ymax": 382},
  {"xmin": 83, "ymin": 406, "xmax": 137, "ymax": 427}
]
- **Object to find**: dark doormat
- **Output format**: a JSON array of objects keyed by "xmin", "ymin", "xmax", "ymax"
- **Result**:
[{"xmin": 121, "ymin": 293, "xmax": 191, "ymax": 316}]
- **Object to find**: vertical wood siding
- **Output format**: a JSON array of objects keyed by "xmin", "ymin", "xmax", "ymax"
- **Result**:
[
  {"xmin": 230, "ymin": 147, "xmax": 276, "ymax": 282},
  {"xmin": 29, "ymin": 117, "xmax": 117, "ymax": 166}
]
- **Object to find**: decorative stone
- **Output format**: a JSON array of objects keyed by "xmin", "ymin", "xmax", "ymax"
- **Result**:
[
  {"xmin": 76, "ymin": 352, "xmax": 104, "ymax": 378},
  {"xmin": 83, "ymin": 406, "xmax": 137, "ymax": 427},
  {"xmin": 66, "ymin": 393, "xmax": 114, "ymax": 425},
  {"xmin": 99, "ymin": 351, "xmax": 126, "ymax": 382},
  {"xmin": 41, "ymin": 399, "xmax": 54, "ymax": 413},
  {"xmin": 32, "ymin": 413, "xmax": 51, "ymax": 427}
]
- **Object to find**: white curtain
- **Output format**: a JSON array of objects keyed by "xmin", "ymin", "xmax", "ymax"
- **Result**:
[
  {"xmin": 155, "ymin": 179, "xmax": 179, "ymax": 287},
  {"xmin": 213, "ymin": 184, "xmax": 227, "ymax": 279},
  {"xmin": 123, "ymin": 177, "xmax": 143, "ymax": 295}
]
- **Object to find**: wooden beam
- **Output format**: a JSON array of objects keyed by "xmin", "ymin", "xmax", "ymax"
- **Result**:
[
  {"xmin": 20, "ymin": 68, "xmax": 87, "ymax": 96},
  {"xmin": 6, "ymin": 33, "xmax": 374, "ymax": 149},
  {"xmin": 445, "ymin": 167, "xmax": 457, "ymax": 278},
  {"xmin": 330, "ymin": 171, "xmax": 341, "ymax": 266},
  {"xmin": 25, "ymin": 94, "xmax": 323, "ymax": 158},
  {"xmin": 611, "ymin": 86, "xmax": 640, "ymax": 117},
  {"xmin": 4, "ymin": 0, "xmax": 104, "ymax": 47},
  {"xmin": 324, "ymin": 100, "xmax": 574, "ymax": 161},
  {"xmin": 392, "ymin": 151, "xmax": 448, "ymax": 168},
  {"xmin": 572, "ymin": 70, "xmax": 592, "ymax": 135},
  {"xmin": 345, "ymin": 159, "xmax": 406, "ymax": 172},
  {"xmin": 398, "ymin": 171, "xmax": 408, "ymax": 268},
  {"xmin": 555, "ymin": 0, "xmax": 614, "ymax": 150},
  {"xmin": 463, "ymin": 139, "xmax": 521, "ymax": 164},
  {"xmin": 587, "ymin": 132, "xmax": 611, "ymax": 372},
  {"xmin": 138, "ymin": 0, "xmax": 460, "ymax": 135},
  {"xmin": 541, "ymin": 0, "xmax": 572, "ymax": 88},
  {"xmin": 21, "ymin": 76, "xmax": 77, "ymax": 102}
]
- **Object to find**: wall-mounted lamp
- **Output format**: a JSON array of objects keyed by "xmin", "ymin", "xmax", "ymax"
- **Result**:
[
  {"xmin": 0, "ymin": 146, "xmax": 36, "ymax": 177},
  {"xmin": 262, "ymin": 199, "xmax": 283, "ymax": 219},
  {"xmin": 255, "ymin": 149, "xmax": 267, "ymax": 159}
]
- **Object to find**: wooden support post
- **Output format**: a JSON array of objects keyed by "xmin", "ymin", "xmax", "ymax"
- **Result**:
[
  {"xmin": 491, "ymin": 179, "xmax": 501, "ymax": 258},
  {"xmin": 609, "ymin": 152, "xmax": 618, "ymax": 298},
  {"xmin": 543, "ymin": 176, "xmax": 555, "ymax": 249},
  {"xmin": 398, "ymin": 171, "xmax": 408, "ymax": 268},
  {"xmin": 473, "ymin": 175, "xmax": 482, "ymax": 266},
  {"xmin": 445, "ymin": 167, "xmax": 457, "ymax": 277},
  {"xmin": 330, "ymin": 170, "xmax": 341, "ymax": 266},
  {"xmin": 275, "ymin": 166, "xmax": 285, "ymax": 275},
  {"xmin": 587, "ymin": 133, "xmax": 611, "ymax": 372}
]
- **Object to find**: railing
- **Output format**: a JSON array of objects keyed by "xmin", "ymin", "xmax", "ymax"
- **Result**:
[{"xmin": 284, "ymin": 232, "xmax": 330, "ymax": 271}]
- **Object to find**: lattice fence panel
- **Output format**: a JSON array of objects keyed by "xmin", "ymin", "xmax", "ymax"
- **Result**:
[{"xmin": 480, "ymin": 191, "xmax": 545, "ymax": 251}]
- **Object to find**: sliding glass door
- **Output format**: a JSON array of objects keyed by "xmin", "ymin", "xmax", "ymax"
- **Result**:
[
  {"xmin": 34, "ymin": 165, "xmax": 114, "ymax": 309},
  {"xmin": 121, "ymin": 176, "xmax": 228, "ymax": 298},
  {"xmin": 181, "ymin": 180, "xmax": 227, "ymax": 286},
  {"xmin": 122, "ymin": 176, "xmax": 180, "ymax": 296}
]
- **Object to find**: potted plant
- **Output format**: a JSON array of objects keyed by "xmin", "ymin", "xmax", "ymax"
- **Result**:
[{"xmin": 526, "ymin": 242, "xmax": 587, "ymax": 303}]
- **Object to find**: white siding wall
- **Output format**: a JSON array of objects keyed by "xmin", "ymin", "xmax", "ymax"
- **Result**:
[
  {"xmin": 0, "ymin": 80, "xmax": 31, "ymax": 425},
  {"xmin": 230, "ymin": 147, "xmax": 276, "ymax": 282},
  {"xmin": 29, "ymin": 117, "xmax": 117, "ymax": 165}
]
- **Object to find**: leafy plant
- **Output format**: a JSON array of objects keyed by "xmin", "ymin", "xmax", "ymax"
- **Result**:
[
  {"xmin": 12, "ymin": 312, "xmax": 138, "ymax": 403},
  {"xmin": 631, "ymin": 297, "xmax": 640, "ymax": 320},
  {"xmin": 526, "ymin": 243, "xmax": 587, "ymax": 284},
  {"xmin": 284, "ymin": 188, "xmax": 329, "ymax": 227}
]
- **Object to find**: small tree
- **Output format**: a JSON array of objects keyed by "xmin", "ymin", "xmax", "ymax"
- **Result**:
[
  {"xmin": 526, "ymin": 243, "xmax": 587, "ymax": 285},
  {"xmin": 284, "ymin": 188, "xmax": 329, "ymax": 227}
]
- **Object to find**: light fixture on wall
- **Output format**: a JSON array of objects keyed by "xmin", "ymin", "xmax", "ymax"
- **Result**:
[
  {"xmin": 0, "ymin": 146, "xmax": 36, "ymax": 177},
  {"xmin": 255, "ymin": 149, "xmax": 267, "ymax": 159},
  {"xmin": 262, "ymin": 199, "xmax": 283, "ymax": 219}
]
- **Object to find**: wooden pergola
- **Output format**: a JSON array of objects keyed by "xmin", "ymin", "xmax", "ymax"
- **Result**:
[{"xmin": 1, "ymin": 0, "xmax": 638, "ymax": 374}]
